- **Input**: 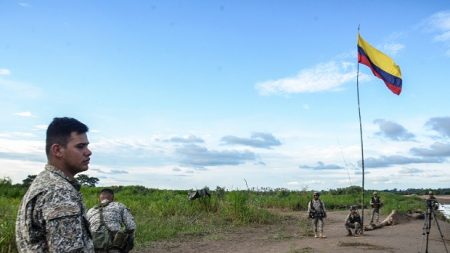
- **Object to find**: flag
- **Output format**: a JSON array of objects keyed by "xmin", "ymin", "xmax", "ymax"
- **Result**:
[{"xmin": 357, "ymin": 34, "xmax": 402, "ymax": 95}]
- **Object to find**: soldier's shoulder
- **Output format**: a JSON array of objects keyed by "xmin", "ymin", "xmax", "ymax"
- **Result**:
[
  {"xmin": 30, "ymin": 169, "xmax": 72, "ymax": 190},
  {"xmin": 109, "ymin": 201, "xmax": 129, "ymax": 210},
  {"xmin": 107, "ymin": 201, "xmax": 122, "ymax": 207},
  {"xmin": 23, "ymin": 170, "xmax": 63, "ymax": 199},
  {"xmin": 87, "ymin": 206, "xmax": 98, "ymax": 215}
]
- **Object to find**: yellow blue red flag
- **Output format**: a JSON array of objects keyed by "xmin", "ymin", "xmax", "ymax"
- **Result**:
[{"xmin": 357, "ymin": 34, "xmax": 402, "ymax": 95}]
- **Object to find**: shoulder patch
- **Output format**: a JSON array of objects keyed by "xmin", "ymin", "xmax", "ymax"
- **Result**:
[{"xmin": 44, "ymin": 204, "xmax": 81, "ymax": 220}]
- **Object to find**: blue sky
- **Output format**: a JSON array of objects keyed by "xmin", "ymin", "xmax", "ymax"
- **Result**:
[{"xmin": 1, "ymin": 1, "xmax": 450, "ymax": 191}]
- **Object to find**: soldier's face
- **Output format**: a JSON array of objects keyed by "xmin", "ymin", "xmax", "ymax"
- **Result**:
[
  {"xmin": 61, "ymin": 132, "xmax": 92, "ymax": 174},
  {"xmin": 99, "ymin": 192, "xmax": 114, "ymax": 203}
]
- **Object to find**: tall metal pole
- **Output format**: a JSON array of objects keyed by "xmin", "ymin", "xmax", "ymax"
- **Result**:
[{"xmin": 356, "ymin": 26, "xmax": 365, "ymax": 232}]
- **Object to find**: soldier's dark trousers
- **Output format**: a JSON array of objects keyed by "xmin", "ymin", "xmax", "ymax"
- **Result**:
[{"xmin": 370, "ymin": 208, "xmax": 380, "ymax": 223}]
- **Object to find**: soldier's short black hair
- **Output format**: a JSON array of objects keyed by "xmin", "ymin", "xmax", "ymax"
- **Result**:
[
  {"xmin": 100, "ymin": 188, "xmax": 114, "ymax": 196},
  {"xmin": 45, "ymin": 117, "xmax": 89, "ymax": 156}
]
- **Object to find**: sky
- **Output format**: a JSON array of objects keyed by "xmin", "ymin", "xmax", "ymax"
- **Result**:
[{"xmin": 1, "ymin": 1, "xmax": 450, "ymax": 191}]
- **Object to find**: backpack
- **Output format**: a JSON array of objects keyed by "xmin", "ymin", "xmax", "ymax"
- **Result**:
[
  {"xmin": 92, "ymin": 202, "xmax": 131, "ymax": 250},
  {"xmin": 92, "ymin": 202, "xmax": 112, "ymax": 250}
]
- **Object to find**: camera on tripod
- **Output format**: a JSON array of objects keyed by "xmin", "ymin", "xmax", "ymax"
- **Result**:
[
  {"xmin": 420, "ymin": 193, "xmax": 448, "ymax": 253},
  {"xmin": 426, "ymin": 198, "xmax": 439, "ymax": 210}
]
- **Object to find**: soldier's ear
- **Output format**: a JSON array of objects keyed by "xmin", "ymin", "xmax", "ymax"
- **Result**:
[{"xmin": 50, "ymin": 144, "xmax": 64, "ymax": 158}]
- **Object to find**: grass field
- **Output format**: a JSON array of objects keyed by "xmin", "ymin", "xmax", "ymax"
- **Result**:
[{"xmin": 0, "ymin": 179, "xmax": 426, "ymax": 253}]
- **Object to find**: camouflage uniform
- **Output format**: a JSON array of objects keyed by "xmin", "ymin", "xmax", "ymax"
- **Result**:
[
  {"xmin": 87, "ymin": 201, "xmax": 136, "ymax": 253},
  {"xmin": 370, "ymin": 195, "xmax": 382, "ymax": 224},
  {"xmin": 345, "ymin": 211, "xmax": 362, "ymax": 236},
  {"xmin": 16, "ymin": 164, "xmax": 94, "ymax": 253},
  {"xmin": 307, "ymin": 199, "xmax": 326, "ymax": 236}
]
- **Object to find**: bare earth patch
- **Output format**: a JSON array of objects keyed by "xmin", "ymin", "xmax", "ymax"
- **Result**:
[{"xmin": 136, "ymin": 210, "xmax": 450, "ymax": 253}]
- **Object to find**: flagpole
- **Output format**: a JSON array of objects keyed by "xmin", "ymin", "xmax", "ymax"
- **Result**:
[{"xmin": 356, "ymin": 26, "xmax": 365, "ymax": 233}]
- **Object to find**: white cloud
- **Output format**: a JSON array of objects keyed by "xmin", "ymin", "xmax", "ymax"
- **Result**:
[
  {"xmin": 0, "ymin": 69, "xmax": 11, "ymax": 76},
  {"xmin": 14, "ymin": 112, "xmax": 33, "ymax": 117},
  {"xmin": 0, "ymin": 137, "xmax": 42, "ymax": 154},
  {"xmin": 255, "ymin": 61, "xmax": 363, "ymax": 95},
  {"xmin": 423, "ymin": 10, "xmax": 450, "ymax": 56},
  {"xmin": 428, "ymin": 11, "xmax": 450, "ymax": 35},
  {"xmin": 0, "ymin": 79, "xmax": 42, "ymax": 98},
  {"xmin": 434, "ymin": 31, "xmax": 450, "ymax": 42},
  {"xmin": 34, "ymin": 125, "xmax": 48, "ymax": 130},
  {"xmin": 18, "ymin": 2, "xmax": 31, "ymax": 8},
  {"xmin": 382, "ymin": 43, "xmax": 405, "ymax": 56}
]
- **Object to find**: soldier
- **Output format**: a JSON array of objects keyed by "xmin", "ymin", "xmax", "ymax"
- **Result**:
[
  {"xmin": 370, "ymin": 191, "xmax": 383, "ymax": 224},
  {"xmin": 87, "ymin": 188, "xmax": 136, "ymax": 253},
  {"xmin": 307, "ymin": 192, "xmax": 327, "ymax": 238},
  {"xmin": 427, "ymin": 191, "xmax": 436, "ymax": 201},
  {"xmin": 426, "ymin": 191, "xmax": 438, "ymax": 211},
  {"xmin": 345, "ymin": 206, "xmax": 362, "ymax": 236},
  {"xmin": 16, "ymin": 117, "xmax": 94, "ymax": 252}
]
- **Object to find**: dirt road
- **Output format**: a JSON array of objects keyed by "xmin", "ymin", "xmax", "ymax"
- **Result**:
[{"xmin": 138, "ymin": 210, "xmax": 450, "ymax": 253}]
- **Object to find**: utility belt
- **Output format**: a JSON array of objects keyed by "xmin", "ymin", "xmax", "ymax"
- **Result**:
[
  {"xmin": 309, "ymin": 211, "xmax": 326, "ymax": 218},
  {"xmin": 349, "ymin": 217, "xmax": 361, "ymax": 224}
]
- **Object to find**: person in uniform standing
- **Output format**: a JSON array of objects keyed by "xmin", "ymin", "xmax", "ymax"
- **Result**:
[
  {"xmin": 370, "ymin": 191, "xmax": 383, "ymax": 224},
  {"xmin": 345, "ymin": 206, "xmax": 362, "ymax": 236},
  {"xmin": 307, "ymin": 192, "xmax": 327, "ymax": 238},
  {"xmin": 87, "ymin": 188, "xmax": 136, "ymax": 253},
  {"xmin": 16, "ymin": 117, "xmax": 94, "ymax": 252}
]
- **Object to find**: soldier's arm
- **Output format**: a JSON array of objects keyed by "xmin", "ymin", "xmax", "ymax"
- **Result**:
[
  {"xmin": 41, "ymin": 190, "xmax": 87, "ymax": 253},
  {"xmin": 121, "ymin": 205, "xmax": 136, "ymax": 232},
  {"xmin": 344, "ymin": 214, "xmax": 350, "ymax": 224}
]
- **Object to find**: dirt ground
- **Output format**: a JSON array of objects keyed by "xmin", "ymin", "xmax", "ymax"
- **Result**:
[{"xmin": 137, "ymin": 209, "xmax": 450, "ymax": 253}]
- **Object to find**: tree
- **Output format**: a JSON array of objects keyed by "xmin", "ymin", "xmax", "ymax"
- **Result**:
[
  {"xmin": 22, "ymin": 175, "xmax": 37, "ymax": 187},
  {"xmin": 76, "ymin": 174, "xmax": 99, "ymax": 187}
]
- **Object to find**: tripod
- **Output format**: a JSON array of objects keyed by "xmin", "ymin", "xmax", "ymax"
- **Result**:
[{"xmin": 420, "ymin": 201, "xmax": 448, "ymax": 253}]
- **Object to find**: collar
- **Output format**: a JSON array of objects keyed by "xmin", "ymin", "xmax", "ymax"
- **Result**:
[{"xmin": 45, "ymin": 164, "xmax": 81, "ymax": 191}]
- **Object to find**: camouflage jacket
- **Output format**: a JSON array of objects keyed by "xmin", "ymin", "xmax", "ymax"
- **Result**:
[
  {"xmin": 345, "ymin": 212, "xmax": 361, "ymax": 224},
  {"xmin": 370, "ymin": 196, "xmax": 382, "ymax": 208},
  {"xmin": 86, "ymin": 201, "xmax": 136, "ymax": 233},
  {"xmin": 15, "ymin": 164, "xmax": 94, "ymax": 253},
  {"xmin": 308, "ymin": 199, "xmax": 326, "ymax": 213}
]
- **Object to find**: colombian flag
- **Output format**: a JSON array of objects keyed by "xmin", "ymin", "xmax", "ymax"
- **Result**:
[{"xmin": 357, "ymin": 34, "xmax": 402, "ymax": 95}]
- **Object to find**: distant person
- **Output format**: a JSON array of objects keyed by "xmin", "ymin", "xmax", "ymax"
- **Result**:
[
  {"xmin": 370, "ymin": 191, "xmax": 383, "ymax": 224},
  {"xmin": 426, "ymin": 191, "xmax": 438, "ymax": 210},
  {"xmin": 345, "ymin": 206, "xmax": 362, "ymax": 236},
  {"xmin": 307, "ymin": 192, "xmax": 327, "ymax": 238},
  {"xmin": 16, "ymin": 117, "xmax": 94, "ymax": 252},
  {"xmin": 87, "ymin": 188, "xmax": 136, "ymax": 253},
  {"xmin": 427, "ymin": 191, "xmax": 436, "ymax": 200}
]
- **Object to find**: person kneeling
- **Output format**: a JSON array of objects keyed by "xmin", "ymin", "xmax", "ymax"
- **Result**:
[{"xmin": 345, "ymin": 206, "xmax": 362, "ymax": 237}]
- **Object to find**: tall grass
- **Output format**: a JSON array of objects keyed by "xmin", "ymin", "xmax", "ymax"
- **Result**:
[
  {"xmin": 0, "ymin": 197, "xmax": 20, "ymax": 253},
  {"xmin": 0, "ymin": 178, "xmax": 25, "ymax": 253}
]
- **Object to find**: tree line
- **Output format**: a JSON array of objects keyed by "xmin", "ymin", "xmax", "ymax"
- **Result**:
[{"xmin": 382, "ymin": 188, "xmax": 450, "ymax": 195}]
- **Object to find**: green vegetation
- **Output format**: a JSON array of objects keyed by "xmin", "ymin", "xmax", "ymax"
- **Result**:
[{"xmin": 0, "ymin": 179, "xmax": 432, "ymax": 252}]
